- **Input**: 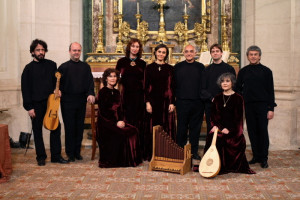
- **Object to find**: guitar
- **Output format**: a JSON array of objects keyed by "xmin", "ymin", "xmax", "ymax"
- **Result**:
[
  {"xmin": 43, "ymin": 72, "xmax": 61, "ymax": 130},
  {"xmin": 199, "ymin": 128, "xmax": 221, "ymax": 178}
]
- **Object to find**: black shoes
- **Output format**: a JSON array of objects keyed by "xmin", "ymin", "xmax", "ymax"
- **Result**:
[
  {"xmin": 248, "ymin": 158, "xmax": 260, "ymax": 164},
  {"xmin": 51, "ymin": 157, "xmax": 69, "ymax": 164},
  {"xmin": 75, "ymin": 155, "xmax": 83, "ymax": 160},
  {"xmin": 68, "ymin": 156, "xmax": 75, "ymax": 162},
  {"xmin": 37, "ymin": 159, "xmax": 46, "ymax": 166},
  {"xmin": 260, "ymin": 161, "xmax": 269, "ymax": 168},
  {"xmin": 249, "ymin": 158, "xmax": 269, "ymax": 168},
  {"xmin": 192, "ymin": 153, "xmax": 201, "ymax": 160}
]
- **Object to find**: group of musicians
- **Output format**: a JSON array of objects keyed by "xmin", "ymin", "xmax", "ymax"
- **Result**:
[{"xmin": 21, "ymin": 38, "xmax": 276, "ymax": 175}]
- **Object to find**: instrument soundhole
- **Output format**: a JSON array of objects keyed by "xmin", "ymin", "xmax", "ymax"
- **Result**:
[{"xmin": 206, "ymin": 158, "xmax": 213, "ymax": 166}]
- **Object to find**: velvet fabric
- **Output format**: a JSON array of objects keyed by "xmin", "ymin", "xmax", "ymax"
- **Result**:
[
  {"xmin": 96, "ymin": 87, "xmax": 142, "ymax": 168},
  {"xmin": 144, "ymin": 62, "xmax": 176, "ymax": 160},
  {"xmin": 116, "ymin": 57, "xmax": 146, "ymax": 158},
  {"xmin": 204, "ymin": 93, "xmax": 255, "ymax": 174}
]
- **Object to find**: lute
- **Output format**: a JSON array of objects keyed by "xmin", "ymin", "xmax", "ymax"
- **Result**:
[
  {"xmin": 199, "ymin": 128, "xmax": 221, "ymax": 178},
  {"xmin": 43, "ymin": 72, "xmax": 61, "ymax": 130}
]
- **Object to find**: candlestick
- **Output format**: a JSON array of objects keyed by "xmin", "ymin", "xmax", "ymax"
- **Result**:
[
  {"xmin": 137, "ymin": 2, "xmax": 139, "ymax": 14},
  {"xmin": 184, "ymin": 4, "xmax": 187, "ymax": 15}
]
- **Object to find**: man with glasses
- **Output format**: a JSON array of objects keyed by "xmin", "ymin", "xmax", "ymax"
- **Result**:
[{"xmin": 174, "ymin": 44, "xmax": 205, "ymax": 160}]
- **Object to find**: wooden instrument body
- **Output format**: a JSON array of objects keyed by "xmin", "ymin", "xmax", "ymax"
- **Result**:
[
  {"xmin": 149, "ymin": 125, "xmax": 192, "ymax": 175},
  {"xmin": 199, "ymin": 128, "xmax": 221, "ymax": 178},
  {"xmin": 43, "ymin": 72, "xmax": 61, "ymax": 130}
]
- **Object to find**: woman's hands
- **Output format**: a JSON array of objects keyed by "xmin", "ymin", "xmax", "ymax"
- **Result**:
[
  {"xmin": 117, "ymin": 121, "xmax": 125, "ymax": 128},
  {"xmin": 210, "ymin": 126, "xmax": 229, "ymax": 134},
  {"xmin": 146, "ymin": 102, "xmax": 152, "ymax": 113},
  {"xmin": 168, "ymin": 104, "xmax": 175, "ymax": 113}
]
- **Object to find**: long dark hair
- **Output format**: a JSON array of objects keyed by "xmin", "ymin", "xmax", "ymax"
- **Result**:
[{"xmin": 125, "ymin": 38, "xmax": 143, "ymax": 58}]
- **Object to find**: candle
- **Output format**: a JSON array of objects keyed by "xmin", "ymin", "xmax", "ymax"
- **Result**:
[
  {"xmin": 222, "ymin": 0, "xmax": 225, "ymax": 15},
  {"xmin": 137, "ymin": 2, "xmax": 139, "ymax": 14},
  {"xmin": 119, "ymin": 0, "xmax": 122, "ymax": 14},
  {"xmin": 184, "ymin": 4, "xmax": 187, "ymax": 15},
  {"xmin": 202, "ymin": 0, "xmax": 206, "ymax": 15},
  {"xmin": 100, "ymin": 0, "xmax": 103, "ymax": 15}
]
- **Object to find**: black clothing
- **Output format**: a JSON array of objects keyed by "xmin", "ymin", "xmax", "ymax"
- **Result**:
[
  {"xmin": 245, "ymin": 102, "xmax": 270, "ymax": 162},
  {"xmin": 202, "ymin": 61, "xmax": 236, "ymax": 101},
  {"xmin": 21, "ymin": 59, "xmax": 57, "ymax": 111},
  {"xmin": 236, "ymin": 63, "xmax": 276, "ymax": 111},
  {"xmin": 201, "ymin": 61, "xmax": 236, "ymax": 135},
  {"xmin": 174, "ymin": 61, "xmax": 205, "ymax": 99},
  {"xmin": 236, "ymin": 63, "xmax": 276, "ymax": 163},
  {"xmin": 174, "ymin": 60, "xmax": 205, "ymax": 156},
  {"xmin": 59, "ymin": 60, "xmax": 95, "ymax": 102},
  {"xmin": 58, "ymin": 59, "xmax": 95, "ymax": 158},
  {"xmin": 176, "ymin": 99, "xmax": 204, "ymax": 155},
  {"xmin": 21, "ymin": 59, "xmax": 62, "ymax": 161}
]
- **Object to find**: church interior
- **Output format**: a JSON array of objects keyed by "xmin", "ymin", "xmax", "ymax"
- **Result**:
[{"xmin": 0, "ymin": 0, "xmax": 300, "ymax": 199}]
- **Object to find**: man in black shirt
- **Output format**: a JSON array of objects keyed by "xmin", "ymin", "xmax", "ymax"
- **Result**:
[
  {"xmin": 59, "ymin": 42, "xmax": 95, "ymax": 162},
  {"xmin": 202, "ymin": 44, "xmax": 236, "ymax": 135},
  {"xmin": 21, "ymin": 39, "xmax": 69, "ymax": 166},
  {"xmin": 236, "ymin": 45, "xmax": 276, "ymax": 168},
  {"xmin": 174, "ymin": 44, "xmax": 205, "ymax": 160}
]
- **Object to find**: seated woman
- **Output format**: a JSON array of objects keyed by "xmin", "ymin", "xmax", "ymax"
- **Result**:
[
  {"xmin": 144, "ymin": 44, "xmax": 176, "ymax": 161},
  {"xmin": 204, "ymin": 72, "xmax": 255, "ymax": 174},
  {"xmin": 96, "ymin": 68, "xmax": 142, "ymax": 168}
]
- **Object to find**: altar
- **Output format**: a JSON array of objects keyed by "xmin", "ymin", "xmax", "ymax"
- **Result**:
[{"xmin": 84, "ymin": 0, "xmax": 241, "ymax": 75}]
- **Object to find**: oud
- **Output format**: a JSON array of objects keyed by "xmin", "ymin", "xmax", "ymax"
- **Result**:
[
  {"xmin": 199, "ymin": 128, "xmax": 221, "ymax": 178},
  {"xmin": 43, "ymin": 72, "xmax": 61, "ymax": 130}
]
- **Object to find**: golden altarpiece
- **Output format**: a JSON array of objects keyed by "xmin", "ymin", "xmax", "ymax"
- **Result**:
[{"xmin": 86, "ymin": 0, "xmax": 240, "ymax": 93}]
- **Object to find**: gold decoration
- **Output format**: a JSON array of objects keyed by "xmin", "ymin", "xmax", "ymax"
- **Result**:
[
  {"xmin": 194, "ymin": 23, "xmax": 204, "ymax": 46},
  {"xmin": 96, "ymin": 14, "xmax": 105, "ymax": 53},
  {"xmin": 137, "ymin": 21, "xmax": 149, "ymax": 46},
  {"xmin": 115, "ymin": 13, "xmax": 124, "ymax": 53},
  {"xmin": 221, "ymin": 15, "xmax": 230, "ymax": 52}
]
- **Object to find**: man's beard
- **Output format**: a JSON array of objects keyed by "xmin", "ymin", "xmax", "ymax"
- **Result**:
[{"xmin": 34, "ymin": 54, "xmax": 45, "ymax": 61}]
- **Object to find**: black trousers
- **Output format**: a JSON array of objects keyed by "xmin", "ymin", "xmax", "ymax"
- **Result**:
[
  {"xmin": 61, "ymin": 100, "xmax": 86, "ymax": 157},
  {"xmin": 244, "ymin": 102, "xmax": 269, "ymax": 162},
  {"xmin": 176, "ymin": 99, "xmax": 204, "ymax": 155},
  {"xmin": 32, "ymin": 100, "xmax": 62, "ymax": 161},
  {"xmin": 204, "ymin": 100, "xmax": 213, "ymax": 135}
]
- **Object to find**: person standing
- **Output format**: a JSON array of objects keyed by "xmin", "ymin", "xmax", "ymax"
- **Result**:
[
  {"xmin": 115, "ymin": 38, "xmax": 147, "ymax": 159},
  {"xmin": 58, "ymin": 42, "xmax": 95, "ymax": 162},
  {"xmin": 144, "ymin": 44, "xmax": 176, "ymax": 160},
  {"xmin": 236, "ymin": 45, "xmax": 276, "ymax": 168},
  {"xmin": 174, "ymin": 44, "xmax": 205, "ymax": 160},
  {"xmin": 202, "ymin": 44, "xmax": 236, "ymax": 135},
  {"xmin": 21, "ymin": 39, "xmax": 69, "ymax": 166}
]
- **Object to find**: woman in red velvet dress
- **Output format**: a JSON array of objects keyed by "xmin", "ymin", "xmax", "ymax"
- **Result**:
[
  {"xmin": 144, "ymin": 44, "xmax": 176, "ymax": 160},
  {"xmin": 115, "ymin": 38, "xmax": 147, "ymax": 159},
  {"xmin": 96, "ymin": 68, "xmax": 142, "ymax": 168},
  {"xmin": 204, "ymin": 72, "xmax": 255, "ymax": 174}
]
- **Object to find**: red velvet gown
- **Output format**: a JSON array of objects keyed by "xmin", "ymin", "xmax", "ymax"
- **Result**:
[
  {"xmin": 144, "ymin": 62, "xmax": 176, "ymax": 161},
  {"xmin": 96, "ymin": 87, "xmax": 142, "ymax": 168},
  {"xmin": 204, "ymin": 92, "xmax": 255, "ymax": 174},
  {"xmin": 116, "ymin": 57, "xmax": 146, "ymax": 158}
]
